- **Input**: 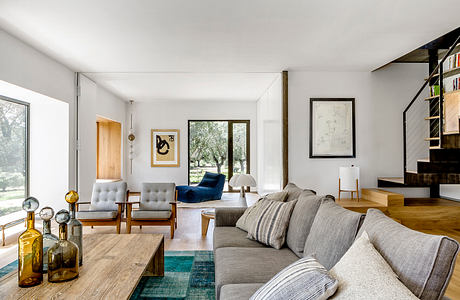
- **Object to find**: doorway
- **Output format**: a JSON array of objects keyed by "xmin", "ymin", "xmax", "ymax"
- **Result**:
[
  {"xmin": 96, "ymin": 116, "xmax": 122, "ymax": 180},
  {"xmin": 188, "ymin": 120, "xmax": 250, "ymax": 191}
]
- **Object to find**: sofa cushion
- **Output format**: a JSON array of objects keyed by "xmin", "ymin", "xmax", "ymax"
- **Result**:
[
  {"xmin": 283, "ymin": 183, "xmax": 316, "ymax": 202},
  {"xmin": 251, "ymin": 256, "xmax": 338, "ymax": 300},
  {"xmin": 215, "ymin": 247, "xmax": 298, "ymax": 298},
  {"xmin": 215, "ymin": 207, "xmax": 247, "ymax": 227},
  {"xmin": 213, "ymin": 227, "xmax": 265, "ymax": 250},
  {"xmin": 131, "ymin": 210, "xmax": 171, "ymax": 219},
  {"xmin": 357, "ymin": 209, "xmax": 459, "ymax": 300},
  {"xmin": 220, "ymin": 284, "xmax": 264, "ymax": 300},
  {"xmin": 248, "ymin": 200, "xmax": 297, "ymax": 249},
  {"xmin": 236, "ymin": 192, "xmax": 289, "ymax": 232},
  {"xmin": 76, "ymin": 211, "xmax": 117, "ymax": 220},
  {"xmin": 330, "ymin": 231, "xmax": 418, "ymax": 299},
  {"xmin": 303, "ymin": 199, "xmax": 362, "ymax": 270},
  {"xmin": 286, "ymin": 194, "xmax": 324, "ymax": 257}
]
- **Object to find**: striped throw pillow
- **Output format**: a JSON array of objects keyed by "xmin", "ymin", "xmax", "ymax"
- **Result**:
[
  {"xmin": 247, "ymin": 199, "xmax": 297, "ymax": 249},
  {"xmin": 250, "ymin": 256, "xmax": 338, "ymax": 300}
]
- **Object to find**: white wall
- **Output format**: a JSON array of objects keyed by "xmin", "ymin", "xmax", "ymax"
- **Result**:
[
  {"xmin": 288, "ymin": 64, "xmax": 428, "ymax": 197},
  {"xmin": 257, "ymin": 74, "xmax": 283, "ymax": 195},
  {"xmin": 78, "ymin": 75, "xmax": 127, "ymax": 201},
  {"xmin": 0, "ymin": 80, "xmax": 69, "ymax": 210},
  {"xmin": 0, "ymin": 30, "xmax": 76, "ymax": 190},
  {"xmin": 127, "ymin": 100, "xmax": 257, "ymax": 192}
]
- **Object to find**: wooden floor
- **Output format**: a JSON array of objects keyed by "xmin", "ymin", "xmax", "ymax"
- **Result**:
[{"xmin": 1, "ymin": 193, "xmax": 459, "ymax": 299}]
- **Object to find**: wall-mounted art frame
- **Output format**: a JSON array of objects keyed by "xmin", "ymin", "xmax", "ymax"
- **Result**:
[
  {"xmin": 151, "ymin": 129, "xmax": 180, "ymax": 167},
  {"xmin": 309, "ymin": 98, "xmax": 356, "ymax": 158}
]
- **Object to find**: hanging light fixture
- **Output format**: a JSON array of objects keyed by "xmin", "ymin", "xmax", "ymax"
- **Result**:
[{"xmin": 128, "ymin": 100, "xmax": 136, "ymax": 174}]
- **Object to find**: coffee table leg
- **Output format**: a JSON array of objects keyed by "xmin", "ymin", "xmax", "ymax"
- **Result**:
[
  {"xmin": 202, "ymin": 215, "xmax": 210, "ymax": 236},
  {"xmin": 143, "ymin": 238, "xmax": 164, "ymax": 277}
]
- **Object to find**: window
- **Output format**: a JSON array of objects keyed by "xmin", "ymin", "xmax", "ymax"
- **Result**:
[
  {"xmin": 0, "ymin": 96, "xmax": 29, "ymax": 217},
  {"xmin": 188, "ymin": 120, "xmax": 250, "ymax": 191}
]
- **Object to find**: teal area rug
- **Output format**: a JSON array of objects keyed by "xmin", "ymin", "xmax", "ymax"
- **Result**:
[{"xmin": 0, "ymin": 251, "xmax": 215, "ymax": 300}]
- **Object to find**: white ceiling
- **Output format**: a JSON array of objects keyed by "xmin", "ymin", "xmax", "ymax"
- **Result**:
[
  {"xmin": 85, "ymin": 72, "xmax": 279, "ymax": 102},
  {"xmin": 0, "ymin": 0, "xmax": 458, "ymax": 101}
]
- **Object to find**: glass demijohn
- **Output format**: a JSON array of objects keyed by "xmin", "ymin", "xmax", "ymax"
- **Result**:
[
  {"xmin": 18, "ymin": 197, "xmax": 43, "ymax": 287},
  {"xmin": 39, "ymin": 207, "xmax": 58, "ymax": 273},
  {"xmin": 47, "ymin": 209, "xmax": 79, "ymax": 282},
  {"xmin": 65, "ymin": 190, "xmax": 82, "ymax": 266}
]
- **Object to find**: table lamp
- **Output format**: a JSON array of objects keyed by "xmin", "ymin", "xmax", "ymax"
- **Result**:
[{"xmin": 229, "ymin": 174, "xmax": 256, "ymax": 207}]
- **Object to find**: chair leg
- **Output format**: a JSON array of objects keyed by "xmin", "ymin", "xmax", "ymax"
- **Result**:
[
  {"xmin": 127, "ymin": 220, "xmax": 132, "ymax": 234},
  {"xmin": 116, "ymin": 220, "xmax": 121, "ymax": 234},
  {"xmin": 91, "ymin": 226, "xmax": 94, "ymax": 229},
  {"xmin": 140, "ymin": 225, "xmax": 142, "ymax": 230},
  {"xmin": 170, "ymin": 220, "xmax": 175, "ymax": 239}
]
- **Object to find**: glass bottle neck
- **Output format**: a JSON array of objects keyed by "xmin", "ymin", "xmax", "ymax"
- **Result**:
[
  {"xmin": 43, "ymin": 220, "xmax": 51, "ymax": 234},
  {"xmin": 69, "ymin": 203, "xmax": 76, "ymax": 218},
  {"xmin": 59, "ymin": 224, "xmax": 68, "ymax": 240},
  {"xmin": 26, "ymin": 212, "xmax": 35, "ymax": 229}
]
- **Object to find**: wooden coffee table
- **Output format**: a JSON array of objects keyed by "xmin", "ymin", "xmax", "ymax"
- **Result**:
[{"xmin": 0, "ymin": 233, "xmax": 164, "ymax": 300}]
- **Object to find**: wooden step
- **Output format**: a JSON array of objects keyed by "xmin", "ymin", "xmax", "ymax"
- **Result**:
[
  {"xmin": 405, "ymin": 171, "xmax": 460, "ymax": 186},
  {"xmin": 377, "ymin": 177, "xmax": 405, "ymax": 187},
  {"xmin": 424, "ymin": 116, "xmax": 440, "ymax": 120},
  {"xmin": 425, "ymin": 137, "xmax": 440, "ymax": 141},
  {"xmin": 425, "ymin": 95, "xmax": 440, "ymax": 101},
  {"xmin": 417, "ymin": 160, "xmax": 460, "ymax": 173},
  {"xmin": 361, "ymin": 188, "xmax": 404, "ymax": 207}
]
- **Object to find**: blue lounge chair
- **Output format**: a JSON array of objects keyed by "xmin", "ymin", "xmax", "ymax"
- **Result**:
[{"xmin": 176, "ymin": 172, "xmax": 226, "ymax": 203}]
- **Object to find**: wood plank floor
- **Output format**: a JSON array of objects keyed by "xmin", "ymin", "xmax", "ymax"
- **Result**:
[{"xmin": 1, "ymin": 193, "xmax": 459, "ymax": 299}]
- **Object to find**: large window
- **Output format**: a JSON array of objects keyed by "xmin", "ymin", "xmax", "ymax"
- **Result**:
[
  {"xmin": 0, "ymin": 96, "xmax": 29, "ymax": 217},
  {"xmin": 188, "ymin": 120, "xmax": 250, "ymax": 191}
]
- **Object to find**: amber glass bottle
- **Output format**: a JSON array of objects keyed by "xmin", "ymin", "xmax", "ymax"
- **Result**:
[
  {"xmin": 18, "ymin": 197, "xmax": 43, "ymax": 287},
  {"xmin": 47, "ymin": 209, "xmax": 79, "ymax": 282},
  {"xmin": 66, "ymin": 190, "xmax": 83, "ymax": 266},
  {"xmin": 39, "ymin": 207, "xmax": 58, "ymax": 273}
]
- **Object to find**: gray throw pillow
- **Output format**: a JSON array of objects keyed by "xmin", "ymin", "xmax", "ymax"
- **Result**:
[
  {"xmin": 286, "ymin": 194, "xmax": 325, "ymax": 257},
  {"xmin": 247, "ymin": 199, "xmax": 297, "ymax": 249},
  {"xmin": 283, "ymin": 183, "xmax": 316, "ymax": 202},
  {"xmin": 236, "ymin": 191, "xmax": 288, "ymax": 232},
  {"xmin": 303, "ymin": 199, "xmax": 363, "ymax": 270},
  {"xmin": 250, "ymin": 256, "xmax": 338, "ymax": 300},
  {"xmin": 330, "ymin": 232, "xmax": 418, "ymax": 299}
]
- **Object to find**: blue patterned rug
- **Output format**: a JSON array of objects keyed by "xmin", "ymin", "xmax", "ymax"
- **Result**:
[{"xmin": 0, "ymin": 250, "xmax": 215, "ymax": 300}]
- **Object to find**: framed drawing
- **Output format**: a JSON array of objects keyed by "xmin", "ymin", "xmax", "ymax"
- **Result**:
[
  {"xmin": 151, "ymin": 129, "xmax": 180, "ymax": 167},
  {"xmin": 309, "ymin": 98, "xmax": 356, "ymax": 158}
]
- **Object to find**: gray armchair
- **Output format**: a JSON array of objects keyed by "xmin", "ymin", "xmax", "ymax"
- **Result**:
[
  {"xmin": 76, "ymin": 181, "xmax": 128, "ymax": 234},
  {"xmin": 126, "ymin": 183, "xmax": 177, "ymax": 238}
]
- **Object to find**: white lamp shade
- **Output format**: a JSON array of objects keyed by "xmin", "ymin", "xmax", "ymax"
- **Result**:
[
  {"xmin": 232, "ymin": 174, "xmax": 257, "ymax": 187},
  {"xmin": 339, "ymin": 167, "xmax": 359, "ymax": 191},
  {"xmin": 229, "ymin": 174, "xmax": 240, "ymax": 187}
]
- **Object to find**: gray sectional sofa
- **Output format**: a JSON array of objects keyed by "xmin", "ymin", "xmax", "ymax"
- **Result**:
[{"xmin": 213, "ymin": 187, "xmax": 459, "ymax": 300}]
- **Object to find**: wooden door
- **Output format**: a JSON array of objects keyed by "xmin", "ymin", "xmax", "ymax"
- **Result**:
[{"xmin": 97, "ymin": 118, "xmax": 121, "ymax": 179}]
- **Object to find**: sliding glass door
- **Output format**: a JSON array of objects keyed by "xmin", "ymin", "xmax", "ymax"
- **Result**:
[
  {"xmin": 188, "ymin": 120, "xmax": 250, "ymax": 191},
  {"xmin": 0, "ymin": 96, "xmax": 29, "ymax": 217}
]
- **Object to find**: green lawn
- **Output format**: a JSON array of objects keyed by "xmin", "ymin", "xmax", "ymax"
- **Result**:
[
  {"xmin": 0, "ymin": 189, "xmax": 25, "ymax": 201},
  {"xmin": 0, "ymin": 189, "xmax": 25, "ymax": 217},
  {"xmin": 190, "ymin": 167, "xmax": 228, "ymax": 183}
]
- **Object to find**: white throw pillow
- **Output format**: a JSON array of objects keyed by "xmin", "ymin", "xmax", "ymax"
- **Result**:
[
  {"xmin": 329, "ymin": 231, "xmax": 419, "ymax": 300},
  {"xmin": 251, "ymin": 256, "xmax": 338, "ymax": 300}
]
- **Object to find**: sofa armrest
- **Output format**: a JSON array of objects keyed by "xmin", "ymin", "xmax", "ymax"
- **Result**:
[{"xmin": 215, "ymin": 207, "xmax": 247, "ymax": 227}]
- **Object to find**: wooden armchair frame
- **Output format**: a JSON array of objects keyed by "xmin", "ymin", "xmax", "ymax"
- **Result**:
[
  {"xmin": 126, "ymin": 190, "xmax": 178, "ymax": 238},
  {"xmin": 75, "ymin": 191, "xmax": 129, "ymax": 234}
]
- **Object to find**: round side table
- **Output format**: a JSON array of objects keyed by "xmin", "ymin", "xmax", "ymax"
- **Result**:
[{"xmin": 201, "ymin": 209, "xmax": 215, "ymax": 236}]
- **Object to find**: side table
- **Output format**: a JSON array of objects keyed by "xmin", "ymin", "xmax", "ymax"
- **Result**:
[{"xmin": 201, "ymin": 209, "xmax": 215, "ymax": 236}]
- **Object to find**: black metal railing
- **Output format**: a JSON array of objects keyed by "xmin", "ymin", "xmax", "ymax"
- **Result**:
[{"xmin": 403, "ymin": 35, "xmax": 460, "ymax": 175}]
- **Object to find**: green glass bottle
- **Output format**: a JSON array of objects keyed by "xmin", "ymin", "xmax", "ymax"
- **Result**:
[
  {"xmin": 66, "ymin": 190, "xmax": 83, "ymax": 266},
  {"xmin": 47, "ymin": 209, "xmax": 79, "ymax": 282},
  {"xmin": 39, "ymin": 207, "xmax": 58, "ymax": 273},
  {"xmin": 18, "ymin": 197, "xmax": 43, "ymax": 287}
]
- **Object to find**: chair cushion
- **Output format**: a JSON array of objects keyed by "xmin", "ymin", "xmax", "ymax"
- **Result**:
[
  {"xmin": 247, "ymin": 200, "xmax": 297, "ymax": 249},
  {"xmin": 330, "ymin": 231, "xmax": 418, "ymax": 300},
  {"xmin": 140, "ymin": 182, "xmax": 175, "ymax": 210},
  {"xmin": 282, "ymin": 183, "xmax": 316, "ymax": 202},
  {"xmin": 220, "ymin": 284, "xmax": 264, "ymax": 300},
  {"xmin": 76, "ymin": 211, "xmax": 117, "ymax": 220},
  {"xmin": 215, "ymin": 247, "xmax": 299, "ymax": 297},
  {"xmin": 357, "ymin": 209, "xmax": 459, "ymax": 300},
  {"xmin": 251, "ymin": 256, "xmax": 338, "ymax": 300},
  {"xmin": 303, "ymin": 199, "xmax": 363, "ymax": 270},
  {"xmin": 90, "ymin": 181, "xmax": 127, "ymax": 211},
  {"xmin": 213, "ymin": 227, "xmax": 266, "ymax": 250},
  {"xmin": 286, "ymin": 194, "xmax": 325, "ymax": 257},
  {"xmin": 132, "ymin": 210, "xmax": 171, "ymax": 219}
]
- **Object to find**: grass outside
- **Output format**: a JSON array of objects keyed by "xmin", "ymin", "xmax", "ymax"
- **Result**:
[{"xmin": 0, "ymin": 189, "xmax": 25, "ymax": 217}]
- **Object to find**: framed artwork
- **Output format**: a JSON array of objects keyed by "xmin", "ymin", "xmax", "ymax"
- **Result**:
[
  {"xmin": 151, "ymin": 129, "xmax": 180, "ymax": 167},
  {"xmin": 309, "ymin": 98, "xmax": 356, "ymax": 158}
]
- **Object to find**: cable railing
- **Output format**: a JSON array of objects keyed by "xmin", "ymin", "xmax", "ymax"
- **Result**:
[{"xmin": 403, "ymin": 35, "xmax": 460, "ymax": 175}]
